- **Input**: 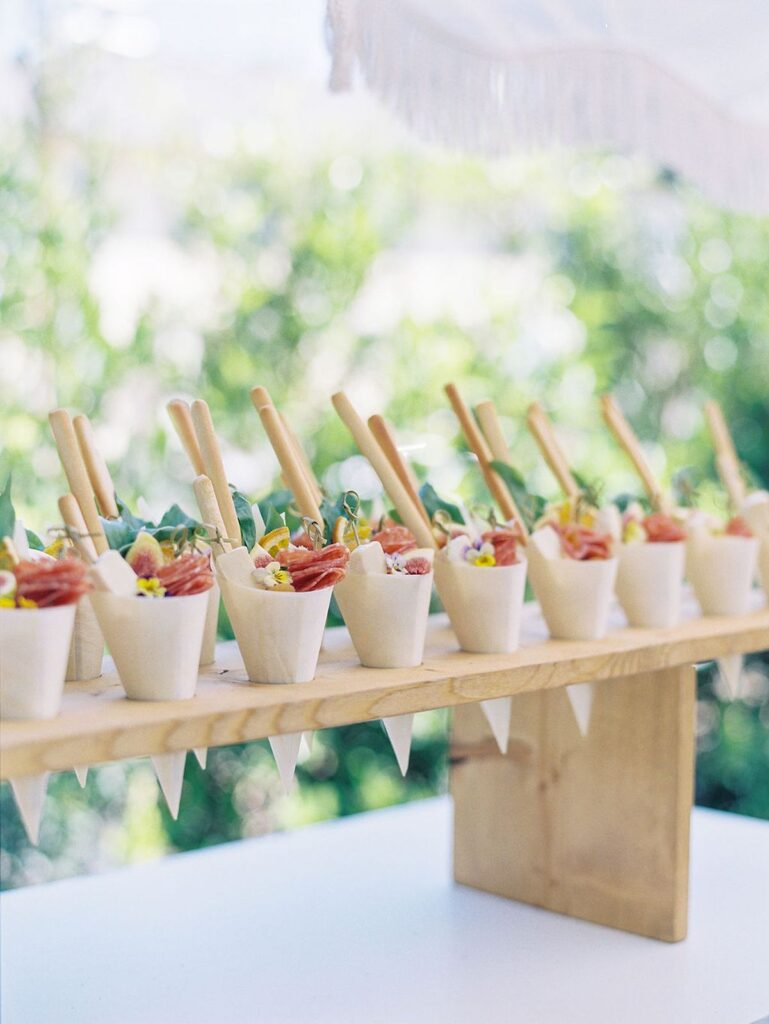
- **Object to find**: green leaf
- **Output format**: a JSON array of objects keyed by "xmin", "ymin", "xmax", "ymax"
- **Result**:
[
  {"xmin": 319, "ymin": 493, "xmax": 347, "ymax": 538},
  {"xmin": 489, "ymin": 461, "xmax": 545, "ymax": 532},
  {"xmin": 156, "ymin": 503, "xmax": 199, "ymax": 530},
  {"xmin": 25, "ymin": 529, "xmax": 44, "ymax": 551},
  {"xmin": 231, "ymin": 489, "xmax": 256, "ymax": 550},
  {"xmin": 100, "ymin": 517, "xmax": 140, "ymax": 552},
  {"xmin": 571, "ymin": 470, "xmax": 604, "ymax": 510},
  {"xmin": 419, "ymin": 482, "xmax": 464, "ymax": 524},
  {"xmin": 114, "ymin": 495, "xmax": 151, "ymax": 531},
  {"xmin": 261, "ymin": 503, "xmax": 285, "ymax": 536},
  {"xmin": 0, "ymin": 475, "xmax": 15, "ymax": 539}
]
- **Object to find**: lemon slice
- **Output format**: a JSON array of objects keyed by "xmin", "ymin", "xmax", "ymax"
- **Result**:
[{"xmin": 260, "ymin": 525, "xmax": 290, "ymax": 557}]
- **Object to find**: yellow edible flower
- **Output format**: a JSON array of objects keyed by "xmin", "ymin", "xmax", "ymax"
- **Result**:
[
  {"xmin": 136, "ymin": 577, "xmax": 166, "ymax": 598},
  {"xmin": 17, "ymin": 597, "xmax": 38, "ymax": 608},
  {"xmin": 44, "ymin": 538, "xmax": 66, "ymax": 558},
  {"xmin": 0, "ymin": 596, "xmax": 16, "ymax": 608},
  {"xmin": 474, "ymin": 553, "xmax": 496, "ymax": 567}
]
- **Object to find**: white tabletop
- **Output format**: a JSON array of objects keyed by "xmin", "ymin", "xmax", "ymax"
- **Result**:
[{"xmin": 2, "ymin": 798, "xmax": 768, "ymax": 1024}]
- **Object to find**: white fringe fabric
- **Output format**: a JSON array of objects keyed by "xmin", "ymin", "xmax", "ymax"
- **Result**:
[{"xmin": 327, "ymin": 0, "xmax": 769, "ymax": 213}]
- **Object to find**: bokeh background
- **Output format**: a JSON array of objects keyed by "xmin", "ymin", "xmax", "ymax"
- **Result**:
[{"xmin": 1, "ymin": 0, "xmax": 768, "ymax": 890}]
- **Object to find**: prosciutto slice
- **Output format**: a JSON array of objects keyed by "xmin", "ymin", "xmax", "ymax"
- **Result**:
[{"xmin": 278, "ymin": 543, "xmax": 350, "ymax": 592}]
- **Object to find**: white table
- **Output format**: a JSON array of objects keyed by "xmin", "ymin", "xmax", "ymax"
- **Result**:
[{"xmin": 2, "ymin": 798, "xmax": 768, "ymax": 1024}]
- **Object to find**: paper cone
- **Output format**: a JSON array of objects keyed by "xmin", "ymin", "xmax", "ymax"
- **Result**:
[
  {"xmin": 193, "ymin": 747, "xmax": 208, "ymax": 769},
  {"xmin": 301, "ymin": 732, "xmax": 313, "ymax": 756},
  {"xmin": 74, "ymin": 766, "xmax": 88, "ymax": 787},
  {"xmin": 615, "ymin": 542, "xmax": 685, "ymax": 628},
  {"xmin": 199, "ymin": 580, "xmax": 220, "ymax": 667},
  {"xmin": 741, "ymin": 493, "xmax": 769, "ymax": 537},
  {"xmin": 434, "ymin": 559, "xmax": 527, "ymax": 653},
  {"xmin": 335, "ymin": 572, "xmax": 433, "ymax": 668},
  {"xmin": 566, "ymin": 682, "xmax": 594, "ymax": 736},
  {"xmin": 218, "ymin": 578, "xmax": 332, "ymax": 684},
  {"xmin": 527, "ymin": 541, "xmax": 618, "ymax": 641},
  {"xmin": 382, "ymin": 714, "xmax": 413, "ymax": 776},
  {"xmin": 717, "ymin": 654, "xmax": 744, "ymax": 700},
  {"xmin": 151, "ymin": 751, "xmax": 187, "ymax": 819},
  {"xmin": 686, "ymin": 530, "xmax": 758, "ymax": 616},
  {"xmin": 480, "ymin": 697, "xmax": 512, "ymax": 754},
  {"xmin": 0, "ymin": 604, "xmax": 76, "ymax": 719},
  {"xmin": 10, "ymin": 774, "xmax": 50, "ymax": 845},
  {"xmin": 65, "ymin": 597, "xmax": 104, "ymax": 681},
  {"xmin": 90, "ymin": 590, "xmax": 209, "ymax": 700},
  {"xmin": 269, "ymin": 732, "xmax": 303, "ymax": 793},
  {"xmin": 758, "ymin": 537, "xmax": 769, "ymax": 598}
]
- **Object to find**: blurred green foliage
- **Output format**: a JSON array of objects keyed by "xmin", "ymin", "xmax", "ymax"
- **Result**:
[{"xmin": 1, "ymin": 94, "xmax": 768, "ymax": 889}]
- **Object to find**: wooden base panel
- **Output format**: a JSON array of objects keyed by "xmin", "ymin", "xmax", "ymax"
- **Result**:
[{"xmin": 450, "ymin": 667, "xmax": 696, "ymax": 941}]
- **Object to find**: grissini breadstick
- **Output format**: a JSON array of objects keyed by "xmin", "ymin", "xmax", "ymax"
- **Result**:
[
  {"xmin": 704, "ymin": 400, "xmax": 747, "ymax": 510},
  {"xmin": 167, "ymin": 399, "xmax": 205, "ymax": 477},
  {"xmin": 190, "ymin": 400, "xmax": 242, "ymax": 547},
  {"xmin": 58, "ymin": 494, "xmax": 98, "ymax": 561},
  {"xmin": 473, "ymin": 400, "xmax": 529, "ymax": 537},
  {"xmin": 73, "ymin": 414, "xmax": 119, "ymax": 519},
  {"xmin": 368, "ymin": 414, "xmax": 431, "ymax": 529},
  {"xmin": 600, "ymin": 395, "xmax": 668, "ymax": 511},
  {"xmin": 331, "ymin": 391, "xmax": 436, "ymax": 549},
  {"xmin": 248, "ymin": 385, "xmax": 322, "ymax": 505},
  {"xmin": 257, "ymin": 403, "xmax": 324, "ymax": 528},
  {"xmin": 444, "ymin": 383, "xmax": 519, "ymax": 524},
  {"xmin": 49, "ymin": 408, "xmax": 108, "ymax": 554},
  {"xmin": 192, "ymin": 475, "xmax": 230, "ymax": 557},
  {"xmin": 525, "ymin": 402, "xmax": 580, "ymax": 498}
]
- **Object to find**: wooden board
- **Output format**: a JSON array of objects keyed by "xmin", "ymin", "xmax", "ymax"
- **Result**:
[
  {"xmin": 1, "ymin": 594, "xmax": 766, "ymax": 779},
  {"xmin": 450, "ymin": 666, "xmax": 696, "ymax": 941}
]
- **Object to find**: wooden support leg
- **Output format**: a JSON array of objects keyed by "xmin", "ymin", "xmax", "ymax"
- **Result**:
[{"xmin": 450, "ymin": 667, "xmax": 696, "ymax": 942}]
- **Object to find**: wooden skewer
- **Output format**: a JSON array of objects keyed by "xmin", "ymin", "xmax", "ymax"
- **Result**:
[
  {"xmin": 331, "ymin": 392, "xmax": 436, "ymax": 549},
  {"xmin": 192, "ymin": 475, "xmax": 230, "ymax": 557},
  {"xmin": 167, "ymin": 399, "xmax": 205, "ymax": 477},
  {"xmin": 58, "ymin": 494, "xmax": 98, "ymax": 561},
  {"xmin": 190, "ymin": 400, "xmax": 242, "ymax": 548},
  {"xmin": 72, "ymin": 414, "xmax": 119, "ymax": 519},
  {"xmin": 257, "ymin": 404, "xmax": 324, "ymax": 528},
  {"xmin": 600, "ymin": 395, "xmax": 668, "ymax": 511},
  {"xmin": 48, "ymin": 409, "xmax": 108, "ymax": 555},
  {"xmin": 525, "ymin": 402, "xmax": 580, "ymax": 499},
  {"xmin": 444, "ymin": 383, "xmax": 519, "ymax": 525},
  {"xmin": 473, "ymin": 400, "xmax": 529, "ymax": 538},
  {"xmin": 249, "ymin": 386, "xmax": 323, "ymax": 505},
  {"xmin": 704, "ymin": 400, "xmax": 746, "ymax": 510},
  {"xmin": 368, "ymin": 415, "xmax": 431, "ymax": 529}
]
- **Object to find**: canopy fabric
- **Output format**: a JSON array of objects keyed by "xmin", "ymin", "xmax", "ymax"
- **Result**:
[{"xmin": 326, "ymin": 0, "xmax": 769, "ymax": 212}]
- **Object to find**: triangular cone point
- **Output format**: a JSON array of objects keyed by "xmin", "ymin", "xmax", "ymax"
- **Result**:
[
  {"xmin": 480, "ymin": 697, "xmax": 512, "ymax": 755},
  {"xmin": 269, "ymin": 733, "xmax": 303, "ymax": 794},
  {"xmin": 10, "ymin": 774, "xmax": 50, "ymax": 845},
  {"xmin": 717, "ymin": 654, "xmax": 744, "ymax": 700},
  {"xmin": 74, "ymin": 766, "xmax": 88, "ymax": 788},
  {"xmin": 382, "ymin": 714, "xmax": 414, "ymax": 776},
  {"xmin": 193, "ymin": 747, "xmax": 208, "ymax": 770},
  {"xmin": 151, "ymin": 752, "xmax": 187, "ymax": 820},
  {"xmin": 566, "ymin": 683, "xmax": 594, "ymax": 737}
]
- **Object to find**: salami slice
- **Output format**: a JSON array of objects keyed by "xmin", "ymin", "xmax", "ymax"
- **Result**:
[
  {"xmin": 480, "ymin": 528, "xmax": 520, "ymax": 566},
  {"xmin": 371, "ymin": 525, "xmax": 417, "ymax": 555},
  {"xmin": 554, "ymin": 523, "xmax": 613, "ymax": 561},
  {"xmin": 277, "ymin": 543, "xmax": 350, "ymax": 592},
  {"xmin": 13, "ymin": 556, "xmax": 91, "ymax": 607},
  {"xmin": 642, "ymin": 513, "xmax": 687, "ymax": 543},
  {"xmin": 156, "ymin": 552, "xmax": 215, "ymax": 596}
]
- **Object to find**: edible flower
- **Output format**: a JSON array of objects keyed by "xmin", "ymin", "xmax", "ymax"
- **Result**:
[
  {"xmin": 136, "ymin": 577, "xmax": 167, "ymax": 598},
  {"xmin": 465, "ymin": 540, "xmax": 497, "ymax": 567},
  {"xmin": 17, "ymin": 596, "xmax": 38, "ymax": 608},
  {"xmin": 253, "ymin": 561, "xmax": 294, "ymax": 591}
]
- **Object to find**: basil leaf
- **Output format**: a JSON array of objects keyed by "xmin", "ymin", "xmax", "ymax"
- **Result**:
[
  {"xmin": 489, "ymin": 461, "xmax": 545, "ymax": 532},
  {"xmin": 261, "ymin": 503, "xmax": 285, "ymax": 536},
  {"xmin": 100, "ymin": 517, "xmax": 140, "ymax": 551},
  {"xmin": 26, "ymin": 529, "xmax": 44, "ymax": 551},
  {"xmin": 0, "ymin": 475, "xmax": 15, "ymax": 539},
  {"xmin": 231, "ymin": 488, "xmax": 256, "ymax": 551},
  {"xmin": 419, "ymin": 482, "xmax": 464, "ymax": 524},
  {"xmin": 115, "ymin": 495, "xmax": 151, "ymax": 531}
]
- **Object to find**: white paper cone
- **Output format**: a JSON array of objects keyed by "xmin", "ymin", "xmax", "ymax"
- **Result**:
[
  {"xmin": 717, "ymin": 654, "xmax": 744, "ymax": 700},
  {"xmin": 218, "ymin": 578, "xmax": 332, "ymax": 684},
  {"xmin": 192, "ymin": 748, "xmax": 208, "ymax": 769},
  {"xmin": 151, "ymin": 751, "xmax": 187, "ymax": 819},
  {"xmin": 301, "ymin": 732, "xmax": 313, "ymax": 756},
  {"xmin": 741, "ymin": 494, "xmax": 769, "ymax": 537},
  {"xmin": 199, "ymin": 580, "xmax": 220, "ymax": 667},
  {"xmin": 566, "ymin": 682, "xmax": 594, "ymax": 737},
  {"xmin": 758, "ymin": 538, "xmax": 769, "ymax": 598},
  {"xmin": 65, "ymin": 597, "xmax": 104, "ymax": 682},
  {"xmin": 382, "ymin": 714, "xmax": 414, "ymax": 776},
  {"xmin": 10, "ymin": 774, "xmax": 50, "ymax": 845},
  {"xmin": 74, "ymin": 766, "xmax": 88, "ymax": 788},
  {"xmin": 615, "ymin": 542, "xmax": 685, "ymax": 628},
  {"xmin": 686, "ymin": 531, "xmax": 759, "ymax": 616},
  {"xmin": 480, "ymin": 697, "xmax": 512, "ymax": 754},
  {"xmin": 434, "ymin": 558, "xmax": 527, "ymax": 653},
  {"xmin": 335, "ymin": 572, "xmax": 433, "ymax": 667},
  {"xmin": 269, "ymin": 732, "xmax": 303, "ymax": 793},
  {"xmin": 0, "ymin": 605, "xmax": 76, "ymax": 719},
  {"xmin": 527, "ymin": 544, "xmax": 618, "ymax": 641},
  {"xmin": 90, "ymin": 590, "xmax": 209, "ymax": 700}
]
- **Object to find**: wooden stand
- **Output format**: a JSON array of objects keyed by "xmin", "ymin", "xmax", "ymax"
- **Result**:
[{"xmin": 451, "ymin": 666, "xmax": 695, "ymax": 941}]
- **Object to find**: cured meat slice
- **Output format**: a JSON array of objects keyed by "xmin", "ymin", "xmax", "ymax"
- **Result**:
[
  {"xmin": 642, "ymin": 513, "xmax": 687, "ymax": 543},
  {"xmin": 278, "ymin": 543, "xmax": 349, "ymax": 592},
  {"xmin": 13, "ymin": 556, "xmax": 91, "ymax": 607},
  {"xmin": 156, "ymin": 552, "xmax": 215, "ymax": 596}
]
